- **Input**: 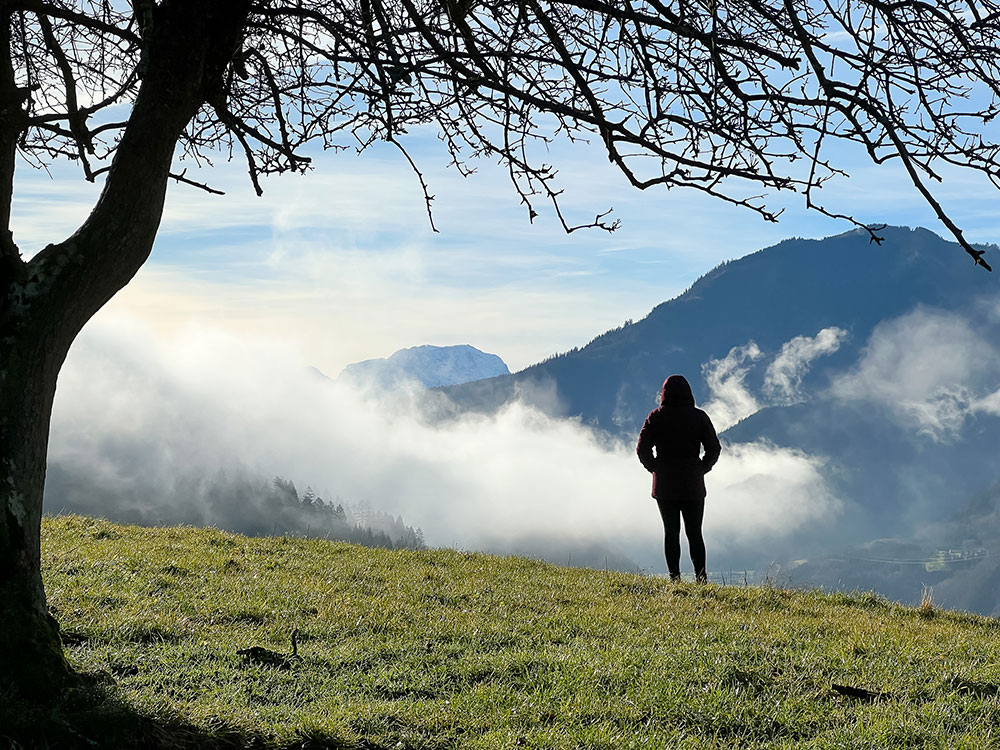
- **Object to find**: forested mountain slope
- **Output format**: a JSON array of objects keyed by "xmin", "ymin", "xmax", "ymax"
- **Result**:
[{"xmin": 441, "ymin": 227, "xmax": 996, "ymax": 435}]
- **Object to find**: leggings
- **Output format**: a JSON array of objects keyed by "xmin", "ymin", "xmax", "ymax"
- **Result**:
[{"xmin": 655, "ymin": 496, "xmax": 706, "ymax": 579}]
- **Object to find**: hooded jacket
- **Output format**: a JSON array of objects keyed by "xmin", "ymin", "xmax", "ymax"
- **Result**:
[{"xmin": 636, "ymin": 375, "xmax": 721, "ymax": 500}]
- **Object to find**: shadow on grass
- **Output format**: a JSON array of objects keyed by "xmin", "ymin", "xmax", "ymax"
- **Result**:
[{"xmin": 0, "ymin": 671, "xmax": 376, "ymax": 750}]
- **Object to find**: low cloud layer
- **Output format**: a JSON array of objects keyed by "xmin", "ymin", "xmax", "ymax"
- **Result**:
[
  {"xmin": 832, "ymin": 306, "xmax": 1000, "ymax": 440},
  {"xmin": 49, "ymin": 312, "xmax": 843, "ymax": 571},
  {"xmin": 706, "ymin": 442, "xmax": 840, "ymax": 547},
  {"xmin": 58, "ymin": 306, "xmax": 998, "ymax": 573}
]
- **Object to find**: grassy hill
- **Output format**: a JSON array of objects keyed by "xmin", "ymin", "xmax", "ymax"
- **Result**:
[{"xmin": 8, "ymin": 516, "xmax": 1000, "ymax": 749}]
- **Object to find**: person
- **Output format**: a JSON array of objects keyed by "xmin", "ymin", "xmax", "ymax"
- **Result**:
[{"xmin": 636, "ymin": 374, "xmax": 721, "ymax": 583}]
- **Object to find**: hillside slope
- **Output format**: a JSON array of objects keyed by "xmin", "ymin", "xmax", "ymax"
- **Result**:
[
  {"xmin": 15, "ymin": 516, "xmax": 1000, "ymax": 749},
  {"xmin": 721, "ymin": 400, "xmax": 1000, "ymax": 536}
]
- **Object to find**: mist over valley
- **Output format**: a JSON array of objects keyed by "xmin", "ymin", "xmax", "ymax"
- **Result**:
[{"xmin": 47, "ymin": 226, "xmax": 1000, "ymax": 614}]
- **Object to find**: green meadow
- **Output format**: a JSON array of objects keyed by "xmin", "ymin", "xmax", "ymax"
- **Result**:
[{"xmin": 6, "ymin": 515, "xmax": 1000, "ymax": 749}]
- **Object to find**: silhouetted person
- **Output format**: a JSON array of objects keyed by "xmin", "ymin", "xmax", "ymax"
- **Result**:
[{"xmin": 636, "ymin": 375, "xmax": 721, "ymax": 582}]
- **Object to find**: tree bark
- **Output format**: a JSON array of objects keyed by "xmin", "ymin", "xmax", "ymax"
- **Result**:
[
  {"xmin": 0, "ymin": 0, "xmax": 250, "ymax": 699},
  {"xmin": 0, "ymin": 301, "xmax": 74, "ymax": 698}
]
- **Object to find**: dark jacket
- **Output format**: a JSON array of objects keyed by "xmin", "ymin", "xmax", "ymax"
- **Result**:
[{"xmin": 636, "ymin": 375, "xmax": 721, "ymax": 501}]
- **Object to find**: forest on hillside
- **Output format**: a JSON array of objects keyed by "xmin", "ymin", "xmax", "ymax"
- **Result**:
[{"xmin": 44, "ymin": 464, "xmax": 425, "ymax": 551}]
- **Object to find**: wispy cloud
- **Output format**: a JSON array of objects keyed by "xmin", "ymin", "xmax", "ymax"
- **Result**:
[
  {"xmin": 7, "ymin": 134, "xmax": 881, "ymax": 377},
  {"xmin": 701, "ymin": 342, "xmax": 764, "ymax": 431},
  {"xmin": 699, "ymin": 326, "xmax": 846, "ymax": 431},
  {"xmin": 105, "ymin": 257, "xmax": 651, "ymax": 376},
  {"xmin": 831, "ymin": 306, "xmax": 1000, "ymax": 440},
  {"xmin": 764, "ymin": 327, "xmax": 848, "ymax": 404}
]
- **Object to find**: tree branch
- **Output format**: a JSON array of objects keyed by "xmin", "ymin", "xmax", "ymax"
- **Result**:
[
  {"xmin": 35, "ymin": 10, "xmax": 94, "ymax": 180},
  {"xmin": 388, "ymin": 136, "xmax": 438, "ymax": 233},
  {"xmin": 15, "ymin": 1, "xmax": 139, "ymax": 45},
  {"xmin": 169, "ymin": 169, "xmax": 225, "ymax": 195},
  {"xmin": 0, "ymin": 11, "xmax": 25, "ymax": 271}
]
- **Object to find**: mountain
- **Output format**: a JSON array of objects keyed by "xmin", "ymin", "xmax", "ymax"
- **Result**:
[
  {"xmin": 438, "ymin": 227, "xmax": 1000, "ymax": 537},
  {"xmin": 339, "ymin": 344, "xmax": 510, "ymax": 390},
  {"xmin": 441, "ymin": 226, "xmax": 998, "ymax": 435}
]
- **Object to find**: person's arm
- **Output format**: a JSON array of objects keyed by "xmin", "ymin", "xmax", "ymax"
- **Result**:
[
  {"xmin": 700, "ymin": 412, "xmax": 721, "ymax": 473},
  {"xmin": 636, "ymin": 414, "xmax": 658, "ymax": 473}
]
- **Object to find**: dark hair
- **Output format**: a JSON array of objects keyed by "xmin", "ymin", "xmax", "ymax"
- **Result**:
[{"xmin": 659, "ymin": 374, "xmax": 695, "ymax": 407}]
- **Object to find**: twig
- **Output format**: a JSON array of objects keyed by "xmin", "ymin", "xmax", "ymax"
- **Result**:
[{"xmin": 168, "ymin": 169, "xmax": 225, "ymax": 195}]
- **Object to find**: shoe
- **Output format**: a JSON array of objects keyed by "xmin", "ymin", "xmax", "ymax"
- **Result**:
[{"xmin": 696, "ymin": 572, "xmax": 708, "ymax": 585}]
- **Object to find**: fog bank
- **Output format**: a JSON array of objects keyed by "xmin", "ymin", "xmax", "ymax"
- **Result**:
[{"xmin": 47, "ymin": 313, "xmax": 843, "ymax": 572}]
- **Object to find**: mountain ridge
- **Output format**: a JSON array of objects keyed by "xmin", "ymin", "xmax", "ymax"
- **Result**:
[{"xmin": 440, "ymin": 226, "xmax": 997, "ymax": 435}]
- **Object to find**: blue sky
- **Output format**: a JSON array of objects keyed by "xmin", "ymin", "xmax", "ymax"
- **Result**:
[{"xmin": 13, "ymin": 128, "xmax": 1000, "ymax": 375}]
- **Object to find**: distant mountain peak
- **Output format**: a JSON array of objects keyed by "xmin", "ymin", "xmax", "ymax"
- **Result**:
[{"xmin": 338, "ymin": 344, "xmax": 510, "ymax": 390}]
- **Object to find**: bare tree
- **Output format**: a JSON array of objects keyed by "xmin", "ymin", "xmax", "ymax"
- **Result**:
[{"xmin": 2, "ymin": 0, "xmax": 1000, "ymax": 697}]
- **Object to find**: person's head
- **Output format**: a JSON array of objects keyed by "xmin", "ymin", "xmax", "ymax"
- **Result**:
[{"xmin": 659, "ymin": 374, "xmax": 695, "ymax": 407}]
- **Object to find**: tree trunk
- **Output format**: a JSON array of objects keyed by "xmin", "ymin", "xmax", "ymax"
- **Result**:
[
  {"xmin": 0, "ymin": 0, "xmax": 251, "ymax": 699},
  {"xmin": 0, "ymin": 309, "xmax": 74, "ymax": 698}
]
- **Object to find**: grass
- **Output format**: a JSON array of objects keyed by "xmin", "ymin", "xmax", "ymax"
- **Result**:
[{"xmin": 8, "ymin": 515, "xmax": 1000, "ymax": 748}]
